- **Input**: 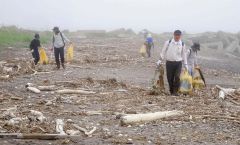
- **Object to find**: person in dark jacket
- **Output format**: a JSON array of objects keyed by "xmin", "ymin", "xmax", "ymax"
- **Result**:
[{"xmin": 30, "ymin": 33, "xmax": 41, "ymax": 65}]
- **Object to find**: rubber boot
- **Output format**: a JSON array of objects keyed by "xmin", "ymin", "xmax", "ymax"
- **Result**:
[
  {"xmin": 62, "ymin": 63, "xmax": 65, "ymax": 69},
  {"xmin": 56, "ymin": 63, "xmax": 60, "ymax": 69}
]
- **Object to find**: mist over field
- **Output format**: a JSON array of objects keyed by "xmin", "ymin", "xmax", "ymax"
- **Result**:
[{"xmin": 0, "ymin": 0, "xmax": 240, "ymax": 33}]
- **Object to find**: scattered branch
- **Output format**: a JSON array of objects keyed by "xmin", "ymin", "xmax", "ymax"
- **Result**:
[{"xmin": 72, "ymin": 124, "xmax": 97, "ymax": 137}]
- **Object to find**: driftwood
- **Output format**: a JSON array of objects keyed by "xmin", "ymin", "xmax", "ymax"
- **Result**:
[
  {"xmin": 27, "ymin": 64, "xmax": 53, "ymax": 76},
  {"xmin": 67, "ymin": 65, "xmax": 87, "ymax": 69},
  {"xmin": 85, "ymin": 111, "xmax": 113, "ymax": 115},
  {"xmin": 72, "ymin": 124, "xmax": 97, "ymax": 137},
  {"xmin": 29, "ymin": 110, "xmax": 46, "ymax": 122},
  {"xmin": 2, "ymin": 106, "xmax": 17, "ymax": 118},
  {"xmin": 3, "ymin": 67, "xmax": 13, "ymax": 74},
  {"xmin": 216, "ymin": 85, "xmax": 240, "ymax": 105},
  {"xmin": 56, "ymin": 89, "xmax": 96, "ymax": 95},
  {"xmin": 10, "ymin": 96, "xmax": 23, "ymax": 100},
  {"xmin": 38, "ymin": 85, "xmax": 56, "ymax": 91},
  {"xmin": 56, "ymin": 119, "xmax": 66, "ymax": 135},
  {"xmin": 0, "ymin": 133, "xmax": 81, "ymax": 140},
  {"xmin": 5, "ymin": 117, "xmax": 22, "ymax": 126},
  {"xmin": 216, "ymin": 85, "xmax": 235, "ymax": 94},
  {"xmin": 0, "ymin": 75, "xmax": 9, "ymax": 80},
  {"xmin": 27, "ymin": 87, "xmax": 41, "ymax": 94},
  {"xmin": 200, "ymin": 115, "xmax": 240, "ymax": 121},
  {"xmin": 32, "ymin": 71, "xmax": 54, "ymax": 76},
  {"xmin": 55, "ymin": 81, "xmax": 75, "ymax": 84},
  {"xmin": 66, "ymin": 130, "xmax": 80, "ymax": 135},
  {"xmin": 120, "ymin": 110, "xmax": 184, "ymax": 125}
]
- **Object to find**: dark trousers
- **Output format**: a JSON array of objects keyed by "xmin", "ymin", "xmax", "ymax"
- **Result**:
[
  {"xmin": 146, "ymin": 43, "xmax": 152, "ymax": 57},
  {"xmin": 32, "ymin": 49, "xmax": 40, "ymax": 65},
  {"xmin": 166, "ymin": 61, "xmax": 182, "ymax": 94},
  {"xmin": 54, "ymin": 47, "xmax": 64, "ymax": 67}
]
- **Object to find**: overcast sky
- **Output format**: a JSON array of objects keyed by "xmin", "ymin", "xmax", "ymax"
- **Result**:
[{"xmin": 0, "ymin": 0, "xmax": 239, "ymax": 33}]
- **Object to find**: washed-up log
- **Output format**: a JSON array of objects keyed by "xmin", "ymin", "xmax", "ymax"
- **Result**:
[
  {"xmin": 120, "ymin": 110, "xmax": 184, "ymax": 125},
  {"xmin": 0, "ymin": 133, "xmax": 81, "ymax": 140},
  {"xmin": 72, "ymin": 124, "xmax": 97, "ymax": 137},
  {"xmin": 199, "ymin": 115, "xmax": 240, "ymax": 124},
  {"xmin": 0, "ymin": 75, "xmax": 9, "ymax": 80},
  {"xmin": 38, "ymin": 85, "xmax": 56, "ymax": 91},
  {"xmin": 56, "ymin": 89, "xmax": 96, "ymax": 95},
  {"xmin": 27, "ymin": 87, "xmax": 41, "ymax": 94}
]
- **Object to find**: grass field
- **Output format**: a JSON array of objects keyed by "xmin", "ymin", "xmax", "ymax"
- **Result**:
[{"xmin": 0, "ymin": 26, "xmax": 52, "ymax": 49}]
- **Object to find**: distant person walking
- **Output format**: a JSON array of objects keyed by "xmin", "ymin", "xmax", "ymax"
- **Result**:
[
  {"xmin": 52, "ymin": 27, "xmax": 71, "ymax": 69},
  {"xmin": 30, "ymin": 33, "xmax": 41, "ymax": 65},
  {"xmin": 187, "ymin": 42, "xmax": 200, "ymax": 77},
  {"xmin": 158, "ymin": 30, "xmax": 188, "ymax": 96},
  {"xmin": 146, "ymin": 33, "xmax": 154, "ymax": 57}
]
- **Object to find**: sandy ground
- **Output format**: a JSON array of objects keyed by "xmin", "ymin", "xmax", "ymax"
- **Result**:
[{"xmin": 0, "ymin": 37, "xmax": 239, "ymax": 145}]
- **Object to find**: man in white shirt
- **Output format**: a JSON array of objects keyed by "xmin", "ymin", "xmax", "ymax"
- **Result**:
[
  {"xmin": 158, "ymin": 30, "xmax": 188, "ymax": 95},
  {"xmin": 52, "ymin": 27, "xmax": 71, "ymax": 69}
]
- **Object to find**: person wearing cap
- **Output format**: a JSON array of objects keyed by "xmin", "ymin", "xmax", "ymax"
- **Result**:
[
  {"xmin": 158, "ymin": 30, "xmax": 188, "ymax": 96},
  {"xmin": 146, "ymin": 33, "xmax": 154, "ymax": 57},
  {"xmin": 52, "ymin": 27, "xmax": 71, "ymax": 69},
  {"xmin": 30, "ymin": 33, "xmax": 41, "ymax": 65},
  {"xmin": 187, "ymin": 42, "xmax": 200, "ymax": 77}
]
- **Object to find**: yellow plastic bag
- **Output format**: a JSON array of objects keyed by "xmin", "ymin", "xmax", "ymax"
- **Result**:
[
  {"xmin": 179, "ymin": 70, "xmax": 193, "ymax": 94},
  {"xmin": 193, "ymin": 69, "xmax": 205, "ymax": 89},
  {"xmin": 66, "ymin": 44, "xmax": 74, "ymax": 62},
  {"xmin": 39, "ymin": 47, "xmax": 49, "ymax": 65},
  {"xmin": 139, "ymin": 45, "xmax": 146, "ymax": 57}
]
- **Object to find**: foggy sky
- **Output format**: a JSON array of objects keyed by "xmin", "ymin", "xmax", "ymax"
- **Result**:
[{"xmin": 0, "ymin": 0, "xmax": 240, "ymax": 33}]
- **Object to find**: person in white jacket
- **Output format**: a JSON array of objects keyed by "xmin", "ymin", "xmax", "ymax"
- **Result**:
[
  {"xmin": 52, "ymin": 26, "xmax": 71, "ymax": 69},
  {"xmin": 157, "ymin": 30, "xmax": 188, "ymax": 96},
  {"xmin": 187, "ymin": 42, "xmax": 200, "ymax": 77}
]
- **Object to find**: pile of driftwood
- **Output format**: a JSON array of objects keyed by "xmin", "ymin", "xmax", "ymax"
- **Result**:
[
  {"xmin": 214, "ymin": 85, "xmax": 240, "ymax": 105},
  {"xmin": 0, "ymin": 59, "xmax": 55, "ymax": 80},
  {"xmin": 0, "ymin": 106, "xmax": 98, "ymax": 140}
]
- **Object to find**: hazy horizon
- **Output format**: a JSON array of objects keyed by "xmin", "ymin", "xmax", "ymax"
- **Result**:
[{"xmin": 0, "ymin": 0, "xmax": 240, "ymax": 33}]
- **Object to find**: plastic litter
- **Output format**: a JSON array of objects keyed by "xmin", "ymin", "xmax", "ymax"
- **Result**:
[
  {"xmin": 139, "ymin": 44, "xmax": 146, "ymax": 57},
  {"xmin": 66, "ymin": 44, "xmax": 74, "ymax": 62},
  {"xmin": 179, "ymin": 70, "xmax": 193, "ymax": 94},
  {"xmin": 39, "ymin": 47, "xmax": 49, "ymax": 65}
]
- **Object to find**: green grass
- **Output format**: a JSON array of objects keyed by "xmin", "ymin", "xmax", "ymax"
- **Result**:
[{"xmin": 0, "ymin": 26, "xmax": 52, "ymax": 49}]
